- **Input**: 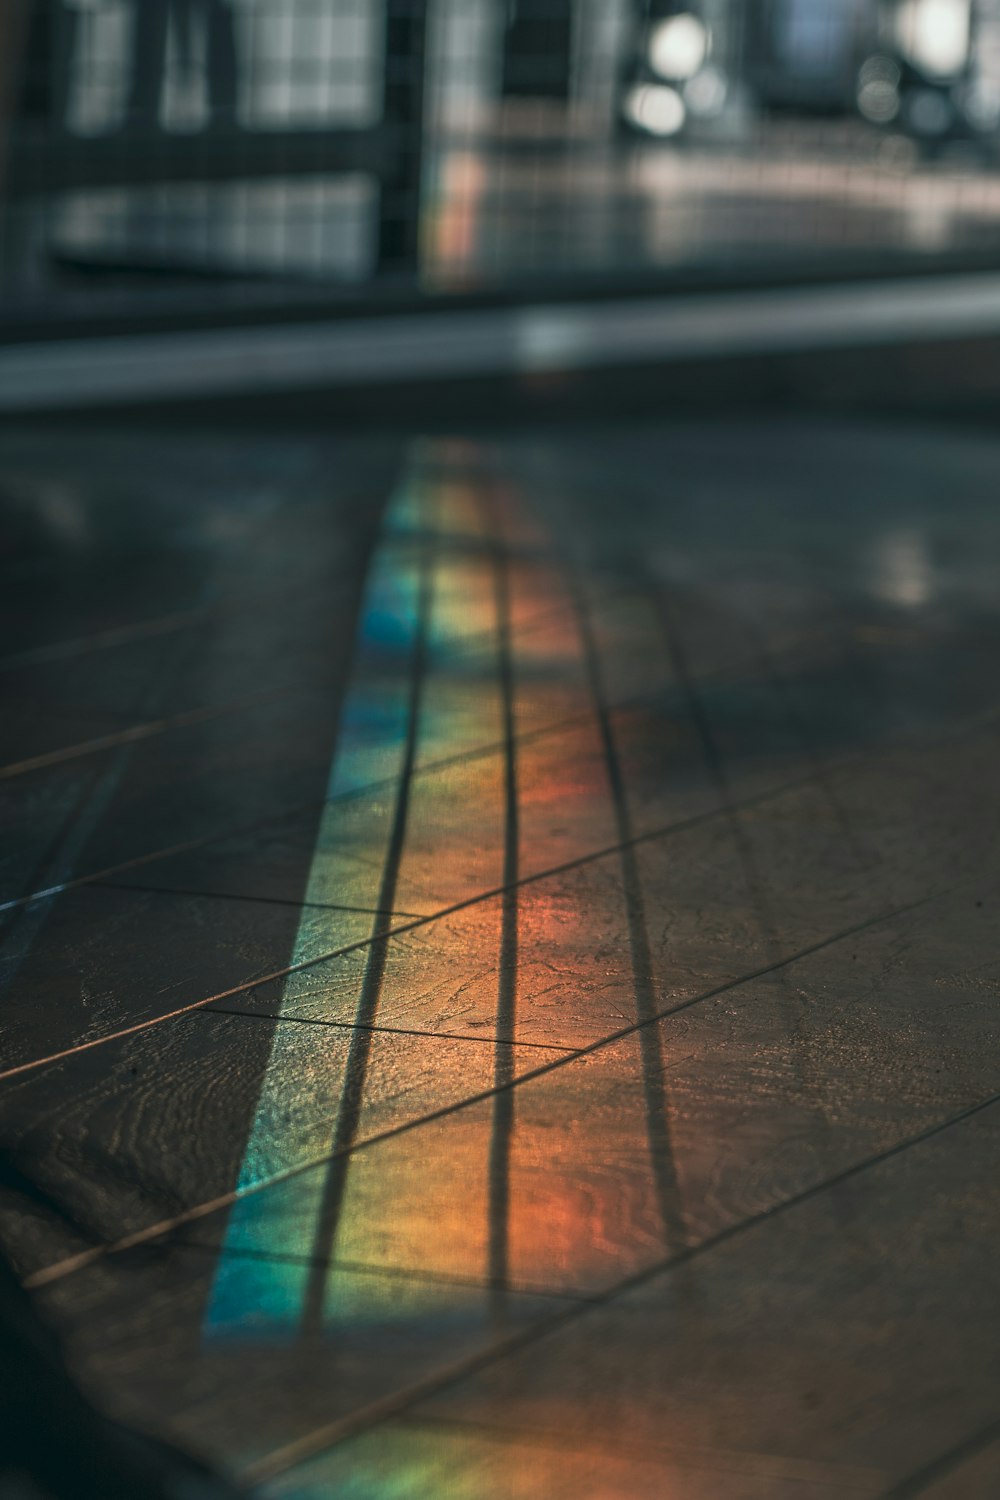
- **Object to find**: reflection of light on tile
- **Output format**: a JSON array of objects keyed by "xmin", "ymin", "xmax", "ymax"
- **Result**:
[
  {"xmin": 268, "ymin": 1419, "xmax": 866, "ymax": 1500},
  {"xmin": 206, "ymin": 474, "xmax": 437, "ymax": 1338},
  {"xmin": 871, "ymin": 528, "xmax": 934, "ymax": 608},
  {"xmin": 205, "ymin": 444, "xmax": 665, "ymax": 1409},
  {"xmin": 208, "ymin": 1235, "xmax": 310, "ymax": 1343},
  {"xmin": 207, "ymin": 458, "xmax": 523, "ymax": 1338}
]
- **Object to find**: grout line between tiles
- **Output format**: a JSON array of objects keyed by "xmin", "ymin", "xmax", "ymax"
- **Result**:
[
  {"xmin": 387, "ymin": 1414, "xmax": 886, "ymax": 1493},
  {"xmin": 93, "ymin": 880, "xmax": 428, "ymax": 920},
  {"xmin": 0, "ymin": 616, "xmax": 865, "ymax": 916},
  {"xmin": 170, "ymin": 1240, "xmax": 585, "ymax": 1304},
  {"xmin": 22, "ymin": 885, "xmax": 940, "ymax": 1289},
  {"xmin": 883, "ymin": 1417, "xmax": 1000, "ymax": 1499},
  {"xmin": 241, "ymin": 1079, "xmax": 1000, "ymax": 1486},
  {"xmin": 0, "ymin": 763, "xmax": 874, "ymax": 1085},
  {"xmin": 201, "ymin": 1006, "xmax": 575, "ymax": 1053},
  {"xmin": 0, "ymin": 682, "xmax": 330, "ymax": 781}
]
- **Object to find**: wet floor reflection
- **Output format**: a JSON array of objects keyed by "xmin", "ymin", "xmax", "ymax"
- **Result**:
[
  {"xmin": 6, "ymin": 421, "xmax": 1000, "ymax": 1496},
  {"xmin": 135, "ymin": 427, "xmax": 1000, "ymax": 1495}
]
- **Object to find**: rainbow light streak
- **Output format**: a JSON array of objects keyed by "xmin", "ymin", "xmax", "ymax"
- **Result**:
[
  {"xmin": 270, "ymin": 1420, "xmax": 702, "ymax": 1500},
  {"xmin": 208, "ymin": 474, "xmax": 428, "ymax": 1334},
  {"xmin": 205, "ymin": 449, "xmax": 682, "ymax": 1492},
  {"xmin": 207, "ymin": 464, "xmax": 516, "ymax": 1336}
]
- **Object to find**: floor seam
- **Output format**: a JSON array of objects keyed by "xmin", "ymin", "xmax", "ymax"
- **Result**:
[
  {"xmin": 21, "ymin": 885, "xmax": 947, "ymax": 1289},
  {"xmin": 239, "ymin": 1079, "xmax": 1000, "ymax": 1486},
  {"xmin": 92, "ymin": 879, "xmax": 428, "ymax": 920},
  {"xmin": 200, "ymin": 1006, "xmax": 575, "ymax": 1052},
  {"xmin": 0, "ymin": 766, "xmax": 888, "ymax": 1084}
]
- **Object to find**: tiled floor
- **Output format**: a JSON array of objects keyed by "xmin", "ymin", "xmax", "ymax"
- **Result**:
[{"xmin": 2, "ymin": 417, "xmax": 1000, "ymax": 1497}]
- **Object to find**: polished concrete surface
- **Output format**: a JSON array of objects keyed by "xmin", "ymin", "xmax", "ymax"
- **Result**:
[{"xmin": 1, "ymin": 417, "xmax": 1000, "ymax": 1497}]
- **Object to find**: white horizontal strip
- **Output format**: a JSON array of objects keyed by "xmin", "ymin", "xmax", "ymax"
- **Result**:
[{"xmin": 3, "ymin": 272, "xmax": 1000, "ymax": 411}]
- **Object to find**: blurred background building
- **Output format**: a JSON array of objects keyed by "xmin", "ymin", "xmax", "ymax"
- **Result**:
[{"xmin": 4, "ymin": 0, "xmax": 1000, "ymax": 335}]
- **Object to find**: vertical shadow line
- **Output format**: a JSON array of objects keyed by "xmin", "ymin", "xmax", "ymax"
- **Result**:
[
  {"xmin": 649, "ymin": 582, "xmax": 842, "ymax": 1147},
  {"xmin": 568, "ymin": 573, "xmax": 689, "ymax": 1255},
  {"xmin": 650, "ymin": 583, "xmax": 787, "ymax": 969},
  {"xmin": 649, "ymin": 581, "xmax": 882, "ymax": 1259},
  {"xmin": 299, "ymin": 526, "xmax": 436, "ymax": 1332},
  {"xmin": 485, "ymin": 491, "xmax": 519, "ymax": 1298}
]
